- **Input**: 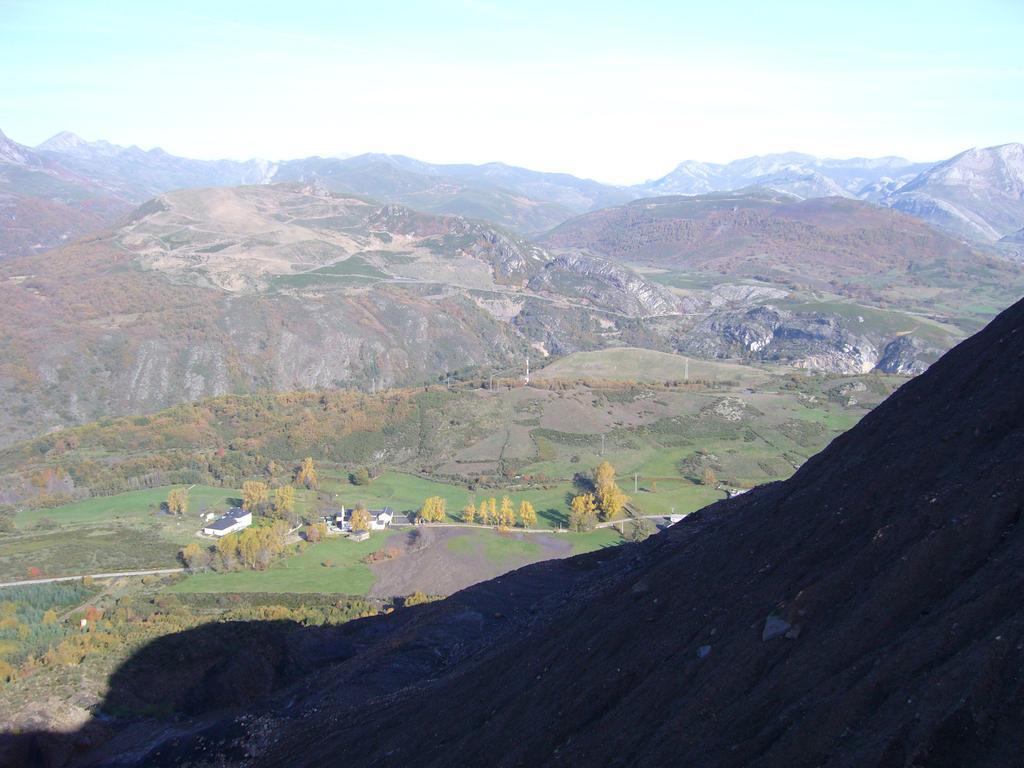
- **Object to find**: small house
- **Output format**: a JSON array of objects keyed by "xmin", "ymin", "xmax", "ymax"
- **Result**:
[
  {"xmin": 332, "ymin": 505, "xmax": 394, "ymax": 532},
  {"xmin": 202, "ymin": 507, "xmax": 253, "ymax": 537}
]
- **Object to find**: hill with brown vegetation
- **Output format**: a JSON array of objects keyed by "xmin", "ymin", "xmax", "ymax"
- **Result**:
[
  {"xmin": 3, "ymin": 182, "xmax": 1023, "ymax": 450},
  {"xmin": 539, "ymin": 191, "xmax": 986, "ymax": 286},
  {"xmin": 5, "ymin": 290, "xmax": 1021, "ymax": 768},
  {"xmin": 0, "ymin": 183, "xmax": 690, "ymax": 448}
]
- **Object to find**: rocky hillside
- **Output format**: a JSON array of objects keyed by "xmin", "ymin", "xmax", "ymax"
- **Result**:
[
  {"xmin": 16, "ymin": 287, "xmax": 1023, "ymax": 768},
  {"xmin": 882, "ymin": 143, "xmax": 1024, "ymax": 242},
  {"xmin": 3, "ymin": 181, "xmax": 1022, "ymax": 447},
  {"xmin": 0, "ymin": 184, "xmax": 684, "ymax": 447}
]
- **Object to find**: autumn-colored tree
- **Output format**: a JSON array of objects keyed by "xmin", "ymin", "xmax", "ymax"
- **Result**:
[
  {"xmin": 701, "ymin": 467, "xmax": 717, "ymax": 486},
  {"xmin": 418, "ymin": 496, "xmax": 447, "ymax": 523},
  {"xmin": 569, "ymin": 493, "xmax": 598, "ymax": 532},
  {"xmin": 306, "ymin": 521, "xmax": 327, "ymax": 543},
  {"xmin": 462, "ymin": 501, "xmax": 477, "ymax": 524},
  {"xmin": 497, "ymin": 496, "xmax": 516, "ymax": 530},
  {"xmin": 180, "ymin": 542, "xmax": 207, "ymax": 570},
  {"xmin": 350, "ymin": 506, "xmax": 372, "ymax": 532},
  {"xmin": 237, "ymin": 529, "xmax": 261, "ymax": 569},
  {"xmin": 215, "ymin": 533, "xmax": 240, "ymax": 569},
  {"xmin": 594, "ymin": 461, "xmax": 628, "ymax": 522},
  {"xmin": 518, "ymin": 500, "xmax": 537, "ymax": 528},
  {"xmin": 296, "ymin": 456, "xmax": 318, "ymax": 489},
  {"xmin": 486, "ymin": 497, "xmax": 498, "ymax": 525},
  {"xmin": 274, "ymin": 485, "xmax": 295, "ymax": 516},
  {"xmin": 242, "ymin": 480, "xmax": 269, "ymax": 512},
  {"xmin": 166, "ymin": 487, "xmax": 189, "ymax": 516},
  {"xmin": 350, "ymin": 467, "xmax": 371, "ymax": 485}
]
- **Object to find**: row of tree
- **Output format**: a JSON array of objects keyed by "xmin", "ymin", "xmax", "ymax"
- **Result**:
[
  {"xmin": 463, "ymin": 496, "xmax": 538, "ymax": 529},
  {"xmin": 417, "ymin": 495, "xmax": 539, "ymax": 529}
]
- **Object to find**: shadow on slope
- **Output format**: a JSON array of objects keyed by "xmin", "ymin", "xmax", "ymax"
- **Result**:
[{"xmin": 2, "ymin": 295, "xmax": 1024, "ymax": 767}]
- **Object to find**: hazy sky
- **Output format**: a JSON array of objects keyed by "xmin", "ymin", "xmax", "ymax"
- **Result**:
[{"xmin": 2, "ymin": 0, "xmax": 1022, "ymax": 184}]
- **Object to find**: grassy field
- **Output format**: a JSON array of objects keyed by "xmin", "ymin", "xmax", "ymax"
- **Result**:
[
  {"xmin": 534, "ymin": 347, "xmax": 776, "ymax": 385},
  {"xmin": 319, "ymin": 470, "xmax": 584, "ymax": 528},
  {"xmin": 171, "ymin": 526, "xmax": 624, "ymax": 596},
  {"xmin": 318, "ymin": 469, "xmax": 725, "ymax": 527},
  {"xmin": 15, "ymin": 485, "xmax": 239, "ymax": 529},
  {"xmin": 1, "ymin": 486, "xmax": 242, "ymax": 581},
  {"xmin": 168, "ymin": 532, "xmax": 403, "ymax": 594}
]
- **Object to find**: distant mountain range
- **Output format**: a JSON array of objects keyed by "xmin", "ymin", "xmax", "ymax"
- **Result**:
[
  {"xmin": 2, "ymin": 128, "xmax": 1022, "ymax": 261},
  {"xmin": 635, "ymin": 145, "xmax": 1024, "ymax": 245},
  {"xmin": 634, "ymin": 153, "xmax": 934, "ymax": 200}
]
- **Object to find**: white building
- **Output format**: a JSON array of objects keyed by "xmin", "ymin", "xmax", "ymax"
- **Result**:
[
  {"xmin": 332, "ymin": 506, "xmax": 394, "ymax": 532},
  {"xmin": 202, "ymin": 507, "xmax": 253, "ymax": 537}
]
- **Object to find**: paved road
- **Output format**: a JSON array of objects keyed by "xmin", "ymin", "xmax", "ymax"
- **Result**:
[{"xmin": 0, "ymin": 567, "xmax": 184, "ymax": 589}]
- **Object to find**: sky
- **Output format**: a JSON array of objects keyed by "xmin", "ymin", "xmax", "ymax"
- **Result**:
[{"xmin": 1, "ymin": 0, "xmax": 1022, "ymax": 184}]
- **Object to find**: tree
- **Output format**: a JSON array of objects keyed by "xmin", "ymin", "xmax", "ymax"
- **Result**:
[
  {"xmin": 237, "ymin": 529, "xmax": 261, "ymax": 569},
  {"xmin": 306, "ymin": 521, "xmax": 327, "ymax": 543},
  {"xmin": 350, "ymin": 467, "xmax": 371, "ymax": 486},
  {"xmin": 701, "ymin": 467, "xmax": 718, "ymax": 486},
  {"xmin": 630, "ymin": 517, "xmax": 654, "ymax": 542},
  {"xmin": 296, "ymin": 456, "xmax": 318, "ymax": 489},
  {"xmin": 180, "ymin": 542, "xmax": 209, "ymax": 570},
  {"xmin": 350, "ymin": 506, "xmax": 372, "ymax": 532},
  {"xmin": 167, "ymin": 487, "xmax": 189, "ymax": 516},
  {"xmin": 274, "ymin": 485, "xmax": 295, "ymax": 517},
  {"xmin": 594, "ymin": 460, "xmax": 628, "ymax": 522},
  {"xmin": 215, "ymin": 534, "xmax": 239, "ymax": 570},
  {"xmin": 497, "ymin": 496, "xmax": 516, "ymax": 530},
  {"xmin": 418, "ymin": 496, "xmax": 446, "ymax": 523},
  {"xmin": 242, "ymin": 480, "xmax": 269, "ymax": 512},
  {"xmin": 569, "ymin": 493, "xmax": 598, "ymax": 532},
  {"xmin": 486, "ymin": 497, "xmax": 498, "ymax": 525},
  {"xmin": 462, "ymin": 501, "xmax": 477, "ymax": 524},
  {"xmin": 518, "ymin": 500, "xmax": 537, "ymax": 528}
]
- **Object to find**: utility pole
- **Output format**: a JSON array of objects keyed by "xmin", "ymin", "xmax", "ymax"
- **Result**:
[
  {"xmin": 684, "ymin": 357, "xmax": 689, "ymax": 382},
  {"xmin": 634, "ymin": 473, "xmax": 638, "ymax": 493},
  {"xmin": 525, "ymin": 356, "xmax": 530, "ymax": 384},
  {"xmin": 600, "ymin": 434, "xmax": 605, "ymax": 456}
]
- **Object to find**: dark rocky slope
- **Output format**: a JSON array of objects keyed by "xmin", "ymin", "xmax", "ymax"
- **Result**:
[
  {"xmin": 10, "ymin": 296, "xmax": 1023, "ymax": 767},
  {"xmin": 253, "ymin": 294, "xmax": 1024, "ymax": 767}
]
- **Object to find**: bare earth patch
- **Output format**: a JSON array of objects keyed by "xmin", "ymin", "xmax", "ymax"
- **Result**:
[{"xmin": 367, "ymin": 528, "xmax": 572, "ymax": 598}]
